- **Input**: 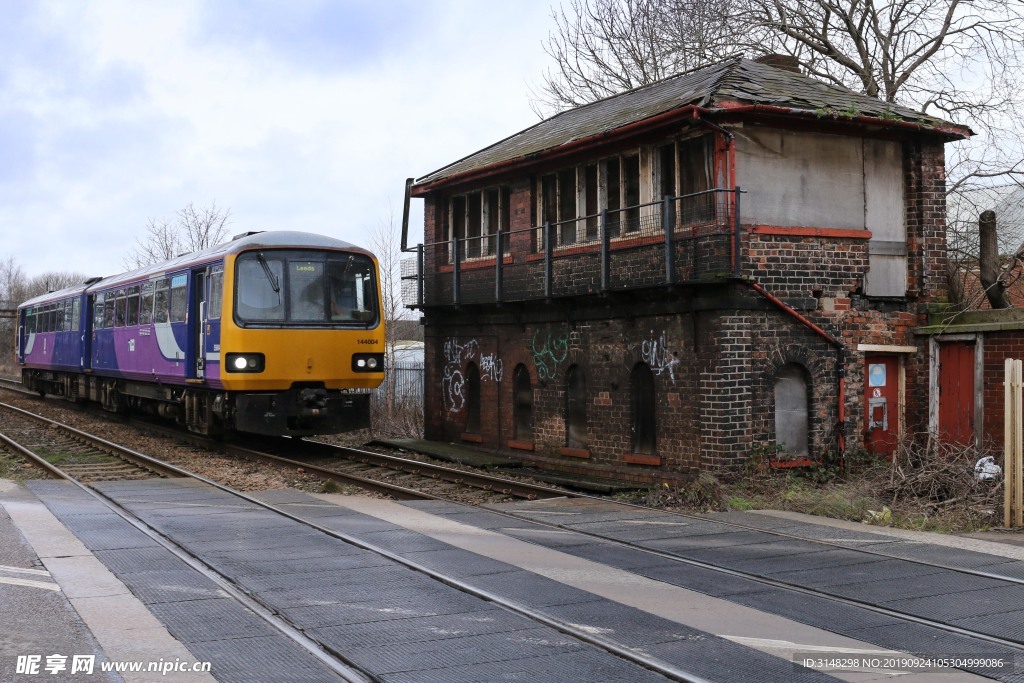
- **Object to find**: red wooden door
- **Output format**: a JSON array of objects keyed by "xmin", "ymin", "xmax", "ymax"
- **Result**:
[
  {"xmin": 865, "ymin": 355, "xmax": 899, "ymax": 457},
  {"xmin": 938, "ymin": 341, "xmax": 975, "ymax": 446}
]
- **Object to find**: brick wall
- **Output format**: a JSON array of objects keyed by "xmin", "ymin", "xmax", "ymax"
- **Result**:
[
  {"xmin": 417, "ymin": 133, "xmax": 951, "ymax": 480},
  {"xmin": 981, "ymin": 331, "xmax": 1024, "ymax": 450}
]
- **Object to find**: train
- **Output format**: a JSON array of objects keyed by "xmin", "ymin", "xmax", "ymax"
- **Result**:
[{"xmin": 15, "ymin": 231, "xmax": 385, "ymax": 437}]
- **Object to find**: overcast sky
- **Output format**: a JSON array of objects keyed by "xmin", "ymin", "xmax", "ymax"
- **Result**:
[{"xmin": 2, "ymin": 0, "xmax": 556, "ymax": 279}]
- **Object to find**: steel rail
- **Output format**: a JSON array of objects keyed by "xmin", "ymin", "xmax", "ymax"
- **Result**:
[
  {"xmin": 298, "ymin": 438, "xmax": 572, "ymax": 501},
  {"xmin": 0, "ymin": 405, "xmax": 372, "ymax": 683},
  {"xmin": 1, "ymin": 404, "xmax": 715, "ymax": 682},
  {"xmin": 0, "ymin": 402, "xmax": 182, "ymax": 480}
]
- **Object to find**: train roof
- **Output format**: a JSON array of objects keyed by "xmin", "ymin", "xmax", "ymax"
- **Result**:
[
  {"xmin": 19, "ymin": 282, "xmax": 92, "ymax": 309},
  {"xmin": 19, "ymin": 231, "xmax": 372, "ymax": 309}
]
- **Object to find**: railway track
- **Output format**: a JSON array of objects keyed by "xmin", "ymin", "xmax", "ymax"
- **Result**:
[
  {"xmin": 0, "ymin": 402, "xmax": 179, "ymax": 482},
  {"xmin": 2, "ymin": 395, "xmax": 1024, "ymax": 679},
  {"xmin": 4, "ymin": 388, "xmax": 1023, "ymax": 678},
  {"xmin": 3, "ymin": 376, "xmax": 566, "ymax": 505},
  {"xmin": 0, "ymin": 402, "xmax": 728, "ymax": 681}
]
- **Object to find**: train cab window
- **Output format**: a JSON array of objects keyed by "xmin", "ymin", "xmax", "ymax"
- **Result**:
[
  {"xmin": 140, "ymin": 282, "xmax": 154, "ymax": 325},
  {"xmin": 169, "ymin": 276, "xmax": 187, "ymax": 323},
  {"xmin": 290, "ymin": 260, "xmax": 326, "ymax": 321},
  {"xmin": 236, "ymin": 257, "xmax": 285, "ymax": 321},
  {"xmin": 328, "ymin": 257, "xmax": 376, "ymax": 323},
  {"xmin": 126, "ymin": 286, "xmax": 140, "ymax": 326},
  {"xmin": 235, "ymin": 250, "xmax": 377, "ymax": 326},
  {"xmin": 154, "ymin": 279, "xmax": 169, "ymax": 324},
  {"xmin": 208, "ymin": 267, "xmax": 223, "ymax": 320}
]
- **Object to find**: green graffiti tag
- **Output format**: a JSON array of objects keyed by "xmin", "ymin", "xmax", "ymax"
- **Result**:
[{"xmin": 531, "ymin": 328, "xmax": 569, "ymax": 380}]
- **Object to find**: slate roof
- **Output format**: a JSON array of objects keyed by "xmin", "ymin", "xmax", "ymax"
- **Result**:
[{"xmin": 415, "ymin": 57, "xmax": 971, "ymax": 189}]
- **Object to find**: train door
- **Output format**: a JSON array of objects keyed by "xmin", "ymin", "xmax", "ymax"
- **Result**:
[
  {"xmin": 188, "ymin": 268, "xmax": 208, "ymax": 380},
  {"xmin": 937, "ymin": 340, "xmax": 976, "ymax": 447},
  {"xmin": 16, "ymin": 309, "xmax": 26, "ymax": 363},
  {"xmin": 865, "ymin": 355, "xmax": 900, "ymax": 458}
]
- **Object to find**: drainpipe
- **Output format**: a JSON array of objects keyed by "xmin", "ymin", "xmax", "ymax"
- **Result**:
[{"xmin": 748, "ymin": 281, "xmax": 847, "ymax": 457}]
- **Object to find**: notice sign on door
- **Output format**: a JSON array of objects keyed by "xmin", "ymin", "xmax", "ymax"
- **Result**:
[{"xmin": 869, "ymin": 363, "xmax": 887, "ymax": 387}]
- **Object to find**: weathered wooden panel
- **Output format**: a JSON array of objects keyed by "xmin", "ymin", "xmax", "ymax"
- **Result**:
[{"xmin": 735, "ymin": 128, "xmax": 865, "ymax": 229}]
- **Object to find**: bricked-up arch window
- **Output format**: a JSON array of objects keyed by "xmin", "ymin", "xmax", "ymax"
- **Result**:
[
  {"xmin": 565, "ymin": 365, "xmax": 587, "ymax": 449},
  {"xmin": 465, "ymin": 363, "xmax": 481, "ymax": 434},
  {"xmin": 631, "ymin": 363, "xmax": 656, "ymax": 455},
  {"xmin": 513, "ymin": 364, "xmax": 533, "ymax": 441},
  {"xmin": 774, "ymin": 363, "xmax": 810, "ymax": 456}
]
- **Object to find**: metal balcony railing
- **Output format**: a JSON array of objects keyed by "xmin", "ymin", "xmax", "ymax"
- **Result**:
[{"xmin": 402, "ymin": 188, "xmax": 742, "ymax": 308}]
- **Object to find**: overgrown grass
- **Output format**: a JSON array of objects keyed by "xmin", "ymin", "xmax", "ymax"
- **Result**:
[{"xmin": 626, "ymin": 437, "xmax": 1005, "ymax": 533}]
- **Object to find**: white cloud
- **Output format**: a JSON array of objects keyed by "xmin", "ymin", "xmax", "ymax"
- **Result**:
[{"xmin": 1, "ymin": 0, "xmax": 554, "ymax": 279}]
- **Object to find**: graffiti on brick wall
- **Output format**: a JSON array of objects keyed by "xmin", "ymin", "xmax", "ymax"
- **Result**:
[
  {"xmin": 441, "ymin": 337, "xmax": 503, "ymax": 413},
  {"xmin": 480, "ymin": 353, "xmax": 503, "ymax": 382},
  {"xmin": 532, "ymin": 328, "xmax": 569, "ymax": 380},
  {"xmin": 641, "ymin": 331, "xmax": 680, "ymax": 382},
  {"xmin": 442, "ymin": 365, "xmax": 465, "ymax": 413}
]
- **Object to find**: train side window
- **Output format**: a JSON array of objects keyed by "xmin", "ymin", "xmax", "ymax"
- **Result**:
[
  {"xmin": 46, "ymin": 304, "xmax": 55, "ymax": 332},
  {"xmin": 27, "ymin": 309, "xmax": 36, "ymax": 334},
  {"xmin": 208, "ymin": 268, "xmax": 223, "ymax": 320},
  {"xmin": 169, "ymin": 277, "xmax": 187, "ymax": 323},
  {"xmin": 55, "ymin": 303, "xmax": 64, "ymax": 332},
  {"xmin": 103, "ymin": 294, "xmax": 115, "ymax": 328},
  {"xmin": 62, "ymin": 301, "xmax": 71, "ymax": 331},
  {"xmin": 114, "ymin": 290, "xmax": 127, "ymax": 327},
  {"xmin": 93, "ymin": 295, "xmax": 105, "ymax": 329},
  {"xmin": 126, "ymin": 286, "xmax": 140, "ymax": 326},
  {"xmin": 154, "ymin": 279, "xmax": 169, "ymax": 324},
  {"xmin": 71, "ymin": 299, "xmax": 80, "ymax": 332},
  {"xmin": 140, "ymin": 282, "xmax": 154, "ymax": 325}
]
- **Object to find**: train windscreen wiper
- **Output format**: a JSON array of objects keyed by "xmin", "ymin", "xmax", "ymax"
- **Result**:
[{"xmin": 256, "ymin": 253, "xmax": 280, "ymax": 293}]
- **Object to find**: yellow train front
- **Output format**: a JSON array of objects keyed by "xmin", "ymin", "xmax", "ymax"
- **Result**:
[{"xmin": 214, "ymin": 231, "xmax": 385, "ymax": 436}]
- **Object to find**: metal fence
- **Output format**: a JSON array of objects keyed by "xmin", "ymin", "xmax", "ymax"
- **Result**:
[
  {"xmin": 371, "ymin": 361, "xmax": 424, "ymax": 437},
  {"xmin": 403, "ymin": 188, "xmax": 741, "ymax": 308}
]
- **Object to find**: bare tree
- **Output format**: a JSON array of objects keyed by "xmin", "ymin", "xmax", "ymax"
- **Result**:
[
  {"xmin": 537, "ymin": 0, "xmax": 1024, "ymax": 305},
  {"xmin": 533, "ymin": 0, "xmax": 741, "ymax": 116},
  {"xmin": 368, "ymin": 210, "xmax": 424, "ymax": 438},
  {"xmin": 369, "ymin": 208, "xmax": 412, "ymax": 359},
  {"xmin": 125, "ymin": 202, "xmax": 232, "ymax": 269}
]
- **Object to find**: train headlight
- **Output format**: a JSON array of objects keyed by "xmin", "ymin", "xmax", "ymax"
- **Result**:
[
  {"xmin": 352, "ymin": 353, "xmax": 384, "ymax": 373},
  {"xmin": 225, "ymin": 352, "xmax": 265, "ymax": 373}
]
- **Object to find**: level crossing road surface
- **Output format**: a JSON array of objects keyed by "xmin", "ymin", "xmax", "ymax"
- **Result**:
[{"xmin": 2, "ymin": 476, "xmax": 1022, "ymax": 682}]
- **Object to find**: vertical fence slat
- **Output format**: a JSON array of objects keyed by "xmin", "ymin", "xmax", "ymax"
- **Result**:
[
  {"xmin": 1011, "ymin": 360, "xmax": 1019, "ymax": 528},
  {"xmin": 1005, "ymin": 358, "xmax": 1014, "ymax": 529}
]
